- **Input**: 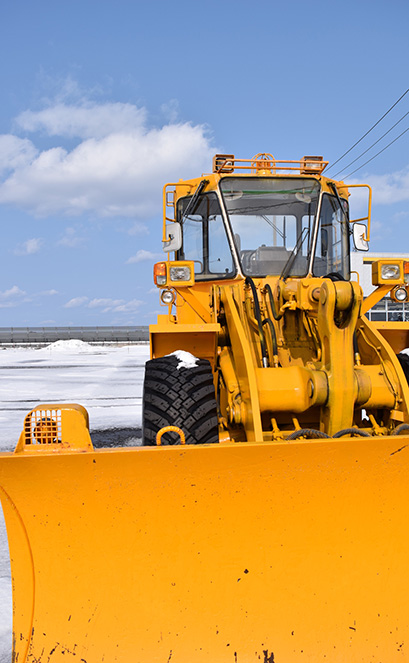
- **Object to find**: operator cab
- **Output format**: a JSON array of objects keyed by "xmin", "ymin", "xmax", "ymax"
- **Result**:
[{"xmin": 177, "ymin": 175, "xmax": 350, "ymax": 281}]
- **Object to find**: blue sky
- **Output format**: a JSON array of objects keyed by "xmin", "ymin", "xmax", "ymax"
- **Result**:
[{"xmin": 0, "ymin": 0, "xmax": 408, "ymax": 326}]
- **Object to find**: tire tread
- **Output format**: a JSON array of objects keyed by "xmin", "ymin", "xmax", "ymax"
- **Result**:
[{"xmin": 142, "ymin": 355, "xmax": 219, "ymax": 445}]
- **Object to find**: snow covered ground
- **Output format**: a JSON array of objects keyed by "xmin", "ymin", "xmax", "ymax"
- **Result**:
[{"xmin": 0, "ymin": 340, "xmax": 150, "ymax": 663}]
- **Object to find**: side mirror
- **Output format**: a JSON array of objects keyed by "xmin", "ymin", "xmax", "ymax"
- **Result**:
[
  {"xmin": 352, "ymin": 222, "xmax": 369, "ymax": 251},
  {"xmin": 163, "ymin": 223, "xmax": 182, "ymax": 253},
  {"xmin": 344, "ymin": 183, "xmax": 372, "ymax": 241}
]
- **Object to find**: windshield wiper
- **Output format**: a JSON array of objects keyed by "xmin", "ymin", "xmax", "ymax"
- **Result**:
[
  {"xmin": 280, "ymin": 227, "xmax": 309, "ymax": 280},
  {"xmin": 181, "ymin": 179, "xmax": 208, "ymax": 221},
  {"xmin": 261, "ymin": 215, "xmax": 285, "ymax": 240}
]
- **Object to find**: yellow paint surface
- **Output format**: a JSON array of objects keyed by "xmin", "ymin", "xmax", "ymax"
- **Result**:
[{"xmin": 0, "ymin": 437, "xmax": 408, "ymax": 662}]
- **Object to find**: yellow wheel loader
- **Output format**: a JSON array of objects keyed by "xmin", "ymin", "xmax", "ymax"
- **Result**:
[{"xmin": 2, "ymin": 153, "xmax": 409, "ymax": 662}]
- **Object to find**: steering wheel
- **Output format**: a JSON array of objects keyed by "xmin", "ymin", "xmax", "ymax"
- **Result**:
[{"xmin": 323, "ymin": 272, "xmax": 346, "ymax": 281}]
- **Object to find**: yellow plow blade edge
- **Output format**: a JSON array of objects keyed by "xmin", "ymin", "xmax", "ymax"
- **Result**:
[{"xmin": 1, "ymin": 437, "xmax": 409, "ymax": 662}]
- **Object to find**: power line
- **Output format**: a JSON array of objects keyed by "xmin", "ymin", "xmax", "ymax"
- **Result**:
[
  {"xmin": 344, "ymin": 125, "xmax": 409, "ymax": 179},
  {"xmin": 326, "ymin": 88, "xmax": 409, "ymax": 172},
  {"xmin": 332, "ymin": 109, "xmax": 409, "ymax": 178}
]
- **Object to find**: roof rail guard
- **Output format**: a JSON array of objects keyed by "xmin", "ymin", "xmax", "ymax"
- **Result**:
[
  {"xmin": 15, "ymin": 404, "xmax": 94, "ymax": 453},
  {"xmin": 212, "ymin": 153, "xmax": 329, "ymax": 175}
]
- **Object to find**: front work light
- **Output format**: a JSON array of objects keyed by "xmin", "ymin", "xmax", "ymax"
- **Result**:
[
  {"xmin": 391, "ymin": 286, "xmax": 409, "ymax": 303},
  {"xmin": 372, "ymin": 260, "xmax": 404, "ymax": 286},
  {"xmin": 160, "ymin": 289, "xmax": 175, "ymax": 305}
]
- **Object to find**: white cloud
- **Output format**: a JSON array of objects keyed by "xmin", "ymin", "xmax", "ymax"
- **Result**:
[
  {"xmin": 0, "ymin": 285, "xmax": 27, "ymax": 308},
  {"xmin": 349, "ymin": 167, "xmax": 409, "ymax": 205},
  {"xmin": 161, "ymin": 99, "xmax": 179, "ymax": 123},
  {"xmin": 0, "ymin": 135, "xmax": 37, "ymax": 175},
  {"xmin": 0, "ymin": 285, "xmax": 26, "ymax": 299},
  {"xmin": 64, "ymin": 296, "xmax": 89, "ymax": 308},
  {"xmin": 0, "ymin": 286, "xmax": 58, "ymax": 309},
  {"xmin": 14, "ymin": 237, "xmax": 43, "ymax": 255},
  {"xmin": 0, "ymin": 286, "xmax": 59, "ymax": 308},
  {"xmin": 364, "ymin": 168, "xmax": 409, "ymax": 205},
  {"xmin": 127, "ymin": 222, "xmax": 149, "ymax": 236},
  {"xmin": 111, "ymin": 298, "xmax": 143, "ymax": 313},
  {"xmin": 39, "ymin": 289, "xmax": 58, "ymax": 296},
  {"xmin": 88, "ymin": 297, "xmax": 142, "ymax": 313},
  {"xmin": 126, "ymin": 249, "xmax": 162, "ymax": 264},
  {"xmin": 58, "ymin": 227, "xmax": 85, "ymax": 248},
  {"xmin": 88, "ymin": 298, "xmax": 125, "ymax": 309},
  {"xmin": 16, "ymin": 102, "xmax": 146, "ymax": 139},
  {"xmin": 63, "ymin": 294, "xmax": 143, "ymax": 314},
  {"xmin": 0, "ymin": 99, "xmax": 217, "ymax": 218}
]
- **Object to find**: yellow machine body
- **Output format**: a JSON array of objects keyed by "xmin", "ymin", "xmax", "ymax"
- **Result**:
[
  {"xmin": 2, "ymin": 153, "xmax": 409, "ymax": 661},
  {"xmin": 153, "ymin": 154, "xmax": 409, "ymax": 442}
]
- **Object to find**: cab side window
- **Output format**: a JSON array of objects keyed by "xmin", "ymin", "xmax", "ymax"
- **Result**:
[
  {"xmin": 313, "ymin": 194, "xmax": 350, "ymax": 278},
  {"xmin": 177, "ymin": 193, "xmax": 235, "ymax": 280}
]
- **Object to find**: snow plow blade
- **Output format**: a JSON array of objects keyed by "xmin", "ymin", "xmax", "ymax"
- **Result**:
[{"xmin": 1, "ymin": 433, "xmax": 409, "ymax": 662}]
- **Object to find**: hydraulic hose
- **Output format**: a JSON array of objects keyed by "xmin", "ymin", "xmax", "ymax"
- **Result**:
[
  {"xmin": 287, "ymin": 429, "xmax": 331, "ymax": 440},
  {"xmin": 391, "ymin": 423, "xmax": 409, "ymax": 436},
  {"xmin": 245, "ymin": 277, "xmax": 269, "ymax": 368},
  {"xmin": 262, "ymin": 317, "xmax": 278, "ymax": 357},
  {"xmin": 333, "ymin": 428, "xmax": 371, "ymax": 438},
  {"xmin": 264, "ymin": 283, "xmax": 283, "ymax": 321}
]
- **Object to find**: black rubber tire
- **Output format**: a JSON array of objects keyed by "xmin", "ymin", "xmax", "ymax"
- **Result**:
[
  {"xmin": 397, "ymin": 352, "xmax": 409, "ymax": 383},
  {"xmin": 142, "ymin": 355, "xmax": 219, "ymax": 446}
]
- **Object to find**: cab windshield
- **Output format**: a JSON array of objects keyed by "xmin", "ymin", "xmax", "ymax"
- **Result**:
[{"xmin": 220, "ymin": 177, "xmax": 323, "ymax": 277}]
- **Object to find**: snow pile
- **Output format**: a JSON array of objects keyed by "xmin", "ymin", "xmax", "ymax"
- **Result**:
[
  {"xmin": 167, "ymin": 350, "xmax": 199, "ymax": 370},
  {"xmin": 43, "ymin": 339, "xmax": 93, "ymax": 352}
]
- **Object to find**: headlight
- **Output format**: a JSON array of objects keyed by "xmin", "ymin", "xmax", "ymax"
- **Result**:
[
  {"xmin": 381, "ymin": 264, "xmax": 400, "ymax": 280},
  {"xmin": 392, "ymin": 286, "xmax": 409, "ymax": 303},
  {"xmin": 160, "ymin": 289, "xmax": 175, "ymax": 305},
  {"xmin": 169, "ymin": 266, "xmax": 191, "ymax": 282}
]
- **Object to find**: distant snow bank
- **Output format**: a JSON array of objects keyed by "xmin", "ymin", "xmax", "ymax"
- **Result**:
[{"xmin": 44, "ymin": 339, "xmax": 92, "ymax": 352}]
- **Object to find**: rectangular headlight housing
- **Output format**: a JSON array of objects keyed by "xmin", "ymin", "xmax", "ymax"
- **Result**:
[
  {"xmin": 372, "ymin": 260, "xmax": 404, "ymax": 285},
  {"xmin": 170, "ymin": 266, "xmax": 192, "ymax": 282},
  {"xmin": 153, "ymin": 261, "xmax": 195, "ymax": 288}
]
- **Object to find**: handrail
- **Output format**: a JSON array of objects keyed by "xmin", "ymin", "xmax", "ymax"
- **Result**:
[{"xmin": 213, "ymin": 154, "xmax": 328, "ymax": 175}]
